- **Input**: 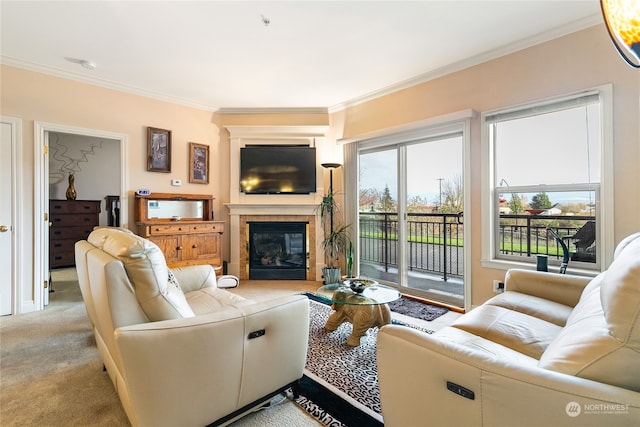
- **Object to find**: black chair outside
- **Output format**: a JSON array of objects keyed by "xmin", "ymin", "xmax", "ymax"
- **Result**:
[{"xmin": 569, "ymin": 220, "xmax": 596, "ymax": 262}]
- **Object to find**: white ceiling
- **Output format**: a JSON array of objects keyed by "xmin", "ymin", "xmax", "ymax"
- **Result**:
[{"xmin": 1, "ymin": 1, "xmax": 602, "ymax": 112}]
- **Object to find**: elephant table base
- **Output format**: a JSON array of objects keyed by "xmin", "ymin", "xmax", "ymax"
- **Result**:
[{"xmin": 325, "ymin": 302, "xmax": 391, "ymax": 346}]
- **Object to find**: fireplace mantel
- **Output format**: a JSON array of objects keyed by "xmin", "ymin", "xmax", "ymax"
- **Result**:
[
  {"xmin": 226, "ymin": 203, "xmax": 323, "ymax": 281},
  {"xmin": 224, "ymin": 125, "xmax": 330, "ymax": 281}
]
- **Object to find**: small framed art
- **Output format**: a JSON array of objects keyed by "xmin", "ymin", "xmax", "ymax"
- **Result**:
[
  {"xmin": 147, "ymin": 127, "xmax": 172, "ymax": 172},
  {"xmin": 189, "ymin": 142, "xmax": 209, "ymax": 184}
]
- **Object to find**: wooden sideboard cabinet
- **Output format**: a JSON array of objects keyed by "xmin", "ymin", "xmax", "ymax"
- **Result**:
[
  {"xmin": 136, "ymin": 221, "xmax": 224, "ymax": 273},
  {"xmin": 134, "ymin": 193, "xmax": 224, "ymax": 274},
  {"xmin": 50, "ymin": 199, "xmax": 101, "ymax": 268}
]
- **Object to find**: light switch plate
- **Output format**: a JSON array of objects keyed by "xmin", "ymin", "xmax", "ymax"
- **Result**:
[{"xmin": 171, "ymin": 179, "xmax": 182, "ymax": 186}]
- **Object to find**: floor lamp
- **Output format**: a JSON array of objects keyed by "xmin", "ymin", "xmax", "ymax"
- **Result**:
[{"xmin": 321, "ymin": 162, "xmax": 342, "ymax": 235}]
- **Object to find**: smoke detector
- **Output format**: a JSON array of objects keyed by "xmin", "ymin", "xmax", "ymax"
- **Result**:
[{"xmin": 64, "ymin": 57, "xmax": 97, "ymax": 70}]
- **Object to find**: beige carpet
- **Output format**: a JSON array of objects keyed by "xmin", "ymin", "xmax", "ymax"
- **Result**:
[
  {"xmin": 1, "ymin": 269, "xmax": 459, "ymax": 426},
  {"xmin": 0, "ymin": 268, "xmax": 321, "ymax": 427}
]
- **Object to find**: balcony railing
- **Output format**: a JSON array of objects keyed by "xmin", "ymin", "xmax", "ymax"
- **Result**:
[
  {"xmin": 497, "ymin": 214, "xmax": 596, "ymax": 264},
  {"xmin": 358, "ymin": 212, "xmax": 596, "ymax": 280},
  {"xmin": 359, "ymin": 212, "xmax": 463, "ymax": 281}
]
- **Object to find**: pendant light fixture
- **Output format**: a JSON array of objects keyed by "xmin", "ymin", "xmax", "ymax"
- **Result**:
[{"xmin": 600, "ymin": 0, "xmax": 640, "ymax": 68}]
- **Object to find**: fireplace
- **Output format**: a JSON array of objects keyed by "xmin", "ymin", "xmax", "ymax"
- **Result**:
[{"xmin": 248, "ymin": 221, "xmax": 308, "ymax": 280}]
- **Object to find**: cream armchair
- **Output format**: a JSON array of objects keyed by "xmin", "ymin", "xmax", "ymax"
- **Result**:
[
  {"xmin": 75, "ymin": 227, "xmax": 309, "ymax": 427},
  {"xmin": 377, "ymin": 232, "xmax": 640, "ymax": 427}
]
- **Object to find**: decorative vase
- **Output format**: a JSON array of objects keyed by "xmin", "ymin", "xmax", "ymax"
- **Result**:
[
  {"xmin": 322, "ymin": 267, "xmax": 341, "ymax": 285},
  {"xmin": 345, "ymin": 278, "xmax": 377, "ymax": 294},
  {"xmin": 65, "ymin": 173, "xmax": 77, "ymax": 200}
]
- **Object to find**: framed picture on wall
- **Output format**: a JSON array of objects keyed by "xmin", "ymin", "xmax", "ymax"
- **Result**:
[
  {"xmin": 189, "ymin": 142, "xmax": 209, "ymax": 184},
  {"xmin": 147, "ymin": 127, "xmax": 172, "ymax": 172}
]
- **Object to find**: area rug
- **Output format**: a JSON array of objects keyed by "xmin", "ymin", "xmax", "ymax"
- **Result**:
[
  {"xmin": 294, "ymin": 298, "xmax": 434, "ymax": 426},
  {"xmin": 388, "ymin": 296, "xmax": 449, "ymax": 321}
]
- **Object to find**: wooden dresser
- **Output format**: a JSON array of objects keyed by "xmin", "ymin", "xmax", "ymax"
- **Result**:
[
  {"xmin": 134, "ymin": 193, "xmax": 224, "ymax": 274},
  {"xmin": 49, "ymin": 199, "xmax": 101, "ymax": 268}
]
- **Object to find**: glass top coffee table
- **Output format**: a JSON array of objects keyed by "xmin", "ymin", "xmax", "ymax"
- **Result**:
[{"xmin": 317, "ymin": 279, "xmax": 400, "ymax": 346}]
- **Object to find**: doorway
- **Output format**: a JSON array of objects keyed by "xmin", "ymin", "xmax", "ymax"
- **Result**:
[
  {"xmin": 357, "ymin": 122, "xmax": 470, "ymax": 309},
  {"xmin": 1, "ymin": 117, "xmax": 22, "ymax": 315},
  {"xmin": 34, "ymin": 122, "xmax": 128, "ymax": 311}
]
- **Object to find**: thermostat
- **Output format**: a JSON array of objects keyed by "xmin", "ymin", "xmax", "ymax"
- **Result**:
[{"xmin": 136, "ymin": 189, "xmax": 151, "ymax": 196}]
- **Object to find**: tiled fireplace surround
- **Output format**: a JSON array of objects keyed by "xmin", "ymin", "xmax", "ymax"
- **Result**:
[
  {"xmin": 239, "ymin": 213, "xmax": 316, "ymax": 280},
  {"xmin": 225, "ymin": 126, "xmax": 330, "ymax": 281}
]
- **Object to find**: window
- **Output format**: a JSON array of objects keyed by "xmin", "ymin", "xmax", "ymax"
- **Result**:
[{"xmin": 482, "ymin": 88, "xmax": 613, "ymax": 273}]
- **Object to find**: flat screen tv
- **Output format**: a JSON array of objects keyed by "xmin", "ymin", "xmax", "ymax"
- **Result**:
[{"xmin": 240, "ymin": 145, "xmax": 316, "ymax": 194}]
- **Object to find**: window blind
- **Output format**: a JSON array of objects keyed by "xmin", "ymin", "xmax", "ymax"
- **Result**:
[{"xmin": 485, "ymin": 92, "xmax": 599, "ymax": 124}]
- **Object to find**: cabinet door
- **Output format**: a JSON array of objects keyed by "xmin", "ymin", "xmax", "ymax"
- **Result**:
[
  {"xmin": 183, "ymin": 234, "xmax": 221, "ymax": 266},
  {"xmin": 149, "ymin": 235, "xmax": 181, "ymax": 265}
]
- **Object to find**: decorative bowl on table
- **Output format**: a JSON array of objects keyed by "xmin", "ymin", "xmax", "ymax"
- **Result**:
[{"xmin": 344, "ymin": 278, "xmax": 377, "ymax": 294}]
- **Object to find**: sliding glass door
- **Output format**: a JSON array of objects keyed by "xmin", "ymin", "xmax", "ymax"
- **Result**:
[
  {"xmin": 359, "ymin": 147, "xmax": 399, "ymax": 284},
  {"xmin": 358, "ymin": 131, "xmax": 465, "ymax": 307},
  {"xmin": 404, "ymin": 136, "xmax": 464, "ymax": 306}
]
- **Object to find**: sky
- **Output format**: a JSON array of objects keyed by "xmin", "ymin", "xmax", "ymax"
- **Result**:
[
  {"xmin": 496, "ymin": 104, "xmax": 600, "ymax": 187},
  {"xmin": 359, "ymin": 136, "xmax": 463, "ymax": 205},
  {"xmin": 359, "ymin": 103, "xmax": 600, "ymax": 206}
]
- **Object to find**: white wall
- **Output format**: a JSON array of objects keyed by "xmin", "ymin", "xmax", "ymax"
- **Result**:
[{"xmin": 48, "ymin": 132, "xmax": 121, "ymax": 225}]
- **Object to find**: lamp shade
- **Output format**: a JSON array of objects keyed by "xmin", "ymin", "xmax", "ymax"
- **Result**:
[
  {"xmin": 321, "ymin": 162, "xmax": 342, "ymax": 169},
  {"xmin": 600, "ymin": 0, "xmax": 640, "ymax": 68}
]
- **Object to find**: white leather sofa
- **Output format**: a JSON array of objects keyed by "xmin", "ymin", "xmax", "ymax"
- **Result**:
[
  {"xmin": 75, "ymin": 227, "xmax": 309, "ymax": 427},
  {"xmin": 378, "ymin": 232, "xmax": 640, "ymax": 427}
]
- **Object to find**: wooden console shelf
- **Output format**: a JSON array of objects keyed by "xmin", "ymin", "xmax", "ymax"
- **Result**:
[{"xmin": 134, "ymin": 193, "xmax": 224, "ymax": 274}]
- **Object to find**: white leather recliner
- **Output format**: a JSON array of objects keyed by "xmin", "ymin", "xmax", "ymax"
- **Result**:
[
  {"xmin": 75, "ymin": 227, "xmax": 309, "ymax": 427},
  {"xmin": 377, "ymin": 232, "xmax": 640, "ymax": 427}
]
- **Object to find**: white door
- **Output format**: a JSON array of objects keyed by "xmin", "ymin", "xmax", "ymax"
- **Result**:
[{"xmin": 0, "ymin": 120, "xmax": 16, "ymax": 315}]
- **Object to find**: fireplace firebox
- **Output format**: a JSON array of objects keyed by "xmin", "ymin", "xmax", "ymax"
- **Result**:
[{"xmin": 248, "ymin": 222, "xmax": 308, "ymax": 280}]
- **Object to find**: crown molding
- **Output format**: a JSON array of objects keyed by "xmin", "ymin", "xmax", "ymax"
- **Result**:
[
  {"xmin": 337, "ymin": 109, "xmax": 476, "ymax": 145},
  {"xmin": 328, "ymin": 16, "xmax": 603, "ymax": 113},
  {"xmin": 216, "ymin": 107, "xmax": 328, "ymax": 115},
  {"xmin": 224, "ymin": 125, "xmax": 329, "ymax": 139},
  {"xmin": 0, "ymin": 56, "xmax": 220, "ymax": 112}
]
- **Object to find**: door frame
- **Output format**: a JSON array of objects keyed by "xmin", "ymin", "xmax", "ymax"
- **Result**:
[
  {"xmin": 34, "ymin": 121, "xmax": 128, "ymax": 311},
  {"xmin": 1, "ymin": 116, "xmax": 23, "ymax": 315},
  {"xmin": 344, "ymin": 111, "xmax": 473, "ymax": 310}
]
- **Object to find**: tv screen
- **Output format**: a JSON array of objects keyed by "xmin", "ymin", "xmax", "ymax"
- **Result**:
[{"xmin": 240, "ymin": 146, "xmax": 316, "ymax": 194}]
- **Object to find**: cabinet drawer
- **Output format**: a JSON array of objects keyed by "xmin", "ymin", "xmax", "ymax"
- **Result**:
[
  {"xmin": 50, "ymin": 200, "xmax": 101, "ymax": 214},
  {"xmin": 50, "ymin": 225, "xmax": 95, "ymax": 240},
  {"xmin": 50, "ymin": 250, "xmax": 76, "ymax": 268},
  {"xmin": 189, "ymin": 223, "xmax": 224, "ymax": 233},
  {"xmin": 148, "ymin": 224, "xmax": 191, "ymax": 235},
  {"xmin": 50, "ymin": 238, "xmax": 77, "ymax": 253},
  {"xmin": 51, "ymin": 214, "xmax": 99, "ymax": 227}
]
